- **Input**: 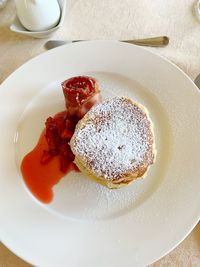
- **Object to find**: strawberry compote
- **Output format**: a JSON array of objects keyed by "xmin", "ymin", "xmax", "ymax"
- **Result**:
[{"xmin": 21, "ymin": 76, "xmax": 101, "ymax": 203}]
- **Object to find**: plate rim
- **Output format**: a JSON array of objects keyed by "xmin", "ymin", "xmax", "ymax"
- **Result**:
[{"xmin": 0, "ymin": 40, "xmax": 200, "ymax": 267}]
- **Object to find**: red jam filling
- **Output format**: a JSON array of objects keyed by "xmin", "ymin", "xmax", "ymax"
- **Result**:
[
  {"xmin": 62, "ymin": 76, "xmax": 99, "ymax": 108},
  {"xmin": 21, "ymin": 76, "xmax": 100, "ymax": 203}
]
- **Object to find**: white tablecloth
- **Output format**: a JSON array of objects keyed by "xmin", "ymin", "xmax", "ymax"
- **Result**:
[{"xmin": 0, "ymin": 1, "xmax": 200, "ymax": 266}]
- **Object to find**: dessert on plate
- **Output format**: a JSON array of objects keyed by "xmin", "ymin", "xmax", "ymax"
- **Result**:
[
  {"xmin": 21, "ymin": 75, "xmax": 156, "ymax": 203},
  {"xmin": 70, "ymin": 97, "xmax": 156, "ymax": 189},
  {"xmin": 62, "ymin": 76, "xmax": 101, "ymax": 117},
  {"xmin": 21, "ymin": 75, "xmax": 102, "ymax": 203}
]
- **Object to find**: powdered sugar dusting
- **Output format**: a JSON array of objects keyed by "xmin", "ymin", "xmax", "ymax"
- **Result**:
[{"xmin": 72, "ymin": 97, "xmax": 154, "ymax": 180}]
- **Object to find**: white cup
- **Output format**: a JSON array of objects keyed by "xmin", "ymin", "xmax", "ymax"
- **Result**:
[{"xmin": 15, "ymin": 0, "xmax": 61, "ymax": 31}]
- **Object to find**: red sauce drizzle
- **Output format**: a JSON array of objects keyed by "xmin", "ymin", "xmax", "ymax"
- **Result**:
[
  {"xmin": 21, "ymin": 76, "xmax": 100, "ymax": 204},
  {"xmin": 21, "ymin": 111, "xmax": 80, "ymax": 203}
]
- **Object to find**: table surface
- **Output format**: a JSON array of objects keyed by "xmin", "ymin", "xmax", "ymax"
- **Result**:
[{"xmin": 0, "ymin": 1, "xmax": 200, "ymax": 266}]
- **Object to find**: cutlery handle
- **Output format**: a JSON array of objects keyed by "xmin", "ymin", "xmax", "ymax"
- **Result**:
[
  {"xmin": 124, "ymin": 36, "xmax": 169, "ymax": 47},
  {"xmin": 194, "ymin": 73, "xmax": 200, "ymax": 89},
  {"xmin": 44, "ymin": 36, "xmax": 169, "ymax": 50}
]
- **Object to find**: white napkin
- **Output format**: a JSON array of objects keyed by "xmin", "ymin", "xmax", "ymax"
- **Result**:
[{"xmin": 62, "ymin": 0, "xmax": 200, "ymax": 80}]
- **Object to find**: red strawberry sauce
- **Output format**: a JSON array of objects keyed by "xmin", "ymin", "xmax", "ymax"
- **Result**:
[{"xmin": 21, "ymin": 76, "xmax": 100, "ymax": 203}]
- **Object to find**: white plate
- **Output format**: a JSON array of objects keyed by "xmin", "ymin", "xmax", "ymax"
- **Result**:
[{"xmin": 0, "ymin": 41, "xmax": 200, "ymax": 267}]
